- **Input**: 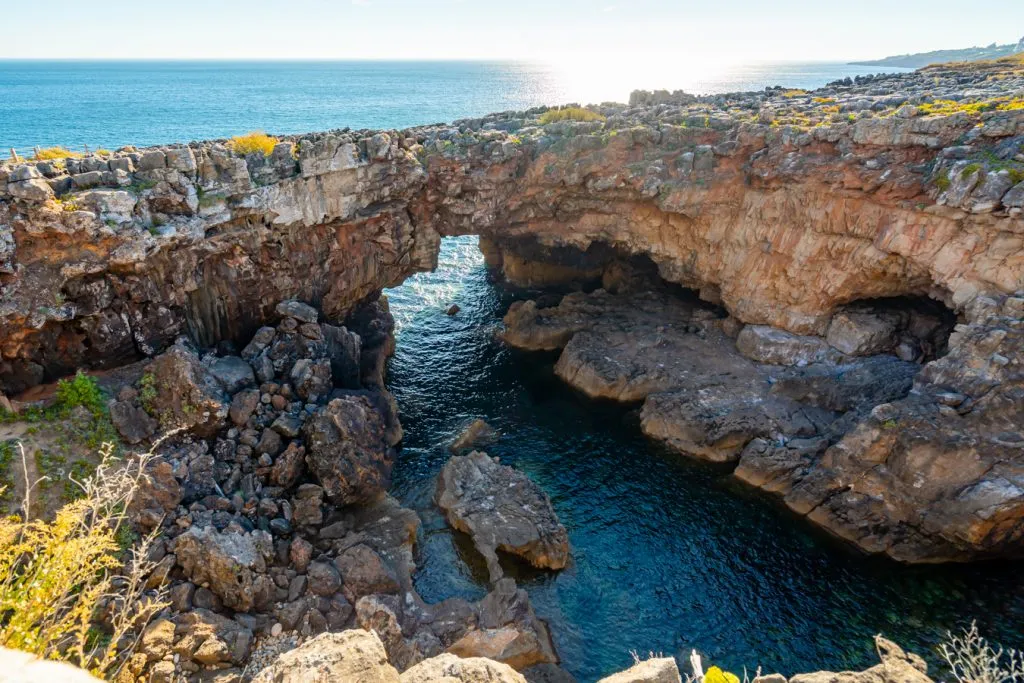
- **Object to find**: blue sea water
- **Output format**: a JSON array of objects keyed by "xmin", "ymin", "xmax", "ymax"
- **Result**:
[{"xmin": 0, "ymin": 60, "xmax": 910, "ymax": 155}]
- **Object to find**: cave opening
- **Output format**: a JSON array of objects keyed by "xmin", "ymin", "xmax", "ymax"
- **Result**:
[{"xmin": 827, "ymin": 294, "xmax": 959, "ymax": 363}]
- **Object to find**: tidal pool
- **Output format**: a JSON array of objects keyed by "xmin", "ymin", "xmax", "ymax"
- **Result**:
[{"xmin": 385, "ymin": 236, "xmax": 1023, "ymax": 682}]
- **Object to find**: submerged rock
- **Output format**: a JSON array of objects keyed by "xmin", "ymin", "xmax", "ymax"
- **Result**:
[
  {"xmin": 436, "ymin": 451, "xmax": 569, "ymax": 583},
  {"xmin": 450, "ymin": 418, "xmax": 498, "ymax": 453}
]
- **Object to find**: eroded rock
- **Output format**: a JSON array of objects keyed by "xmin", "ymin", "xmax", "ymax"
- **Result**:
[{"xmin": 436, "ymin": 451, "xmax": 569, "ymax": 583}]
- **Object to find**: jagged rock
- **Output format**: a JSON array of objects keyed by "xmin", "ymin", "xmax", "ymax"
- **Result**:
[
  {"xmin": 788, "ymin": 637, "xmax": 930, "ymax": 683},
  {"xmin": 334, "ymin": 544, "xmax": 400, "ymax": 602},
  {"xmin": 450, "ymin": 418, "xmax": 498, "ymax": 453},
  {"xmin": 271, "ymin": 441, "xmax": 305, "ymax": 488},
  {"xmin": 826, "ymin": 311, "xmax": 899, "ymax": 356},
  {"xmin": 228, "ymin": 388, "xmax": 260, "ymax": 426},
  {"xmin": 128, "ymin": 458, "xmax": 182, "ymax": 528},
  {"xmin": 143, "ymin": 344, "xmax": 229, "ymax": 437},
  {"xmin": 401, "ymin": 654, "xmax": 527, "ymax": 682},
  {"xmin": 173, "ymin": 527, "xmax": 273, "ymax": 612},
  {"xmin": 436, "ymin": 451, "xmax": 569, "ymax": 583},
  {"xmin": 737, "ymin": 326, "xmax": 841, "ymax": 366},
  {"xmin": 276, "ymin": 300, "xmax": 319, "ymax": 324},
  {"xmin": 251, "ymin": 630, "xmax": 400, "ymax": 683},
  {"xmin": 110, "ymin": 399, "xmax": 158, "ymax": 444},
  {"xmin": 596, "ymin": 658, "xmax": 682, "ymax": 683},
  {"xmin": 209, "ymin": 355, "xmax": 256, "ymax": 394},
  {"xmin": 304, "ymin": 395, "xmax": 394, "ymax": 505}
]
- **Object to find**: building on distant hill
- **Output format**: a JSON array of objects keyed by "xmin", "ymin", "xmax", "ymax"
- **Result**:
[{"xmin": 852, "ymin": 37, "xmax": 1024, "ymax": 68}]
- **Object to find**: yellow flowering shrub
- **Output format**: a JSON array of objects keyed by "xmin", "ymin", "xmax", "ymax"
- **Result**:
[
  {"xmin": 539, "ymin": 107, "xmax": 606, "ymax": 124},
  {"xmin": 228, "ymin": 131, "xmax": 279, "ymax": 156},
  {"xmin": 0, "ymin": 443, "xmax": 167, "ymax": 679},
  {"xmin": 705, "ymin": 666, "xmax": 741, "ymax": 683}
]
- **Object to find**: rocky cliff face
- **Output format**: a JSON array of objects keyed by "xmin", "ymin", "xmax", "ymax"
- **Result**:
[{"xmin": 2, "ymin": 57, "xmax": 1023, "ymax": 563}]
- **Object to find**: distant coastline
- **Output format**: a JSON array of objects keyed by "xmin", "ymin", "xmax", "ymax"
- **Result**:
[{"xmin": 851, "ymin": 37, "xmax": 1024, "ymax": 69}]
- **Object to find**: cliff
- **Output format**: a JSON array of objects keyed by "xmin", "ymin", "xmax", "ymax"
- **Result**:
[{"xmin": 1, "ymin": 55, "xmax": 1023, "ymax": 563}]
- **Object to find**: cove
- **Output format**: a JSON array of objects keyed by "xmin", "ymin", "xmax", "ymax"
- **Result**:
[{"xmin": 385, "ymin": 237, "xmax": 1024, "ymax": 682}]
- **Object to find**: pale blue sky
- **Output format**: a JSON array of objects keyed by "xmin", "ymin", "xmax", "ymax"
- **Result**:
[{"xmin": 3, "ymin": 0, "xmax": 1022, "ymax": 62}]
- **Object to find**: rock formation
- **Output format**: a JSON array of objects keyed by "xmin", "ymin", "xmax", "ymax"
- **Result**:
[
  {"xmin": 0, "ymin": 48, "xmax": 1021, "ymax": 661},
  {"xmin": 436, "ymin": 451, "xmax": 570, "ymax": 583},
  {"xmin": 102, "ymin": 304, "xmax": 564, "ymax": 683}
]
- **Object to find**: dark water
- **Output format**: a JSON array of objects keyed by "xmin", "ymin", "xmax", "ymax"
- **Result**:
[
  {"xmin": 0, "ymin": 60, "xmax": 910, "ymax": 155},
  {"xmin": 385, "ymin": 237, "xmax": 1024, "ymax": 682}
]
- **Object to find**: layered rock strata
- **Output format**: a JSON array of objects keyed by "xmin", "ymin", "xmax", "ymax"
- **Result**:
[
  {"xmin": 3, "ymin": 57, "xmax": 1023, "ymax": 395},
  {"xmin": 2, "ymin": 57, "xmax": 1023, "ymax": 568}
]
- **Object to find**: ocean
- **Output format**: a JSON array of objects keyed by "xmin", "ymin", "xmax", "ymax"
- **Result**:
[{"xmin": 0, "ymin": 60, "xmax": 910, "ymax": 155}]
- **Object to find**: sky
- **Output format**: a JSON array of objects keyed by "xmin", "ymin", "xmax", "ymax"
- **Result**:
[{"xmin": 2, "ymin": 0, "xmax": 1022, "ymax": 64}]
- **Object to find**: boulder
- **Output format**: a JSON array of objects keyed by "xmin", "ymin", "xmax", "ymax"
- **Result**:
[
  {"xmin": 596, "ymin": 658, "xmax": 682, "ymax": 683},
  {"xmin": 826, "ymin": 312, "xmax": 899, "ymax": 356},
  {"xmin": 737, "ymin": 325, "xmax": 841, "ymax": 366},
  {"xmin": 251, "ymin": 630, "xmax": 400, "ymax": 683},
  {"xmin": 110, "ymin": 399, "xmax": 158, "ymax": 444},
  {"xmin": 276, "ymin": 300, "xmax": 319, "ymax": 324},
  {"xmin": 304, "ymin": 395, "xmax": 394, "ymax": 505},
  {"xmin": 436, "ymin": 451, "xmax": 569, "ymax": 583},
  {"xmin": 450, "ymin": 418, "xmax": 498, "ymax": 453},
  {"xmin": 173, "ymin": 527, "xmax": 273, "ymax": 612},
  {"xmin": 143, "ymin": 344, "xmax": 229, "ymax": 437},
  {"xmin": 209, "ymin": 355, "xmax": 256, "ymax": 393},
  {"xmin": 334, "ymin": 544, "xmax": 400, "ymax": 602},
  {"xmin": 401, "ymin": 653, "xmax": 527, "ymax": 683}
]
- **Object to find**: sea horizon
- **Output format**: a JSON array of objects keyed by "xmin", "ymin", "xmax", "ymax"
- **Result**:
[{"xmin": 0, "ymin": 59, "xmax": 910, "ymax": 155}]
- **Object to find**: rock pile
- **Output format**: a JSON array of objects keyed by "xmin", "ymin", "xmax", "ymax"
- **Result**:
[{"xmin": 113, "ymin": 301, "xmax": 563, "ymax": 682}]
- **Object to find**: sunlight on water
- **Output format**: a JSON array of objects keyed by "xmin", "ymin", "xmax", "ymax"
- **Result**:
[{"xmin": 386, "ymin": 236, "xmax": 485, "ymax": 332}]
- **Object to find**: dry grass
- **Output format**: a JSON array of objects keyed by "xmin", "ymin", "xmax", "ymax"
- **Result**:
[
  {"xmin": 228, "ymin": 131, "xmax": 279, "ymax": 156},
  {"xmin": 940, "ymin": 621, "xmax": 1024, "ymax": 683},
  {"xmin": 539, "ymin": 107, "xmax": 606, "ymax": 125},
  {"xmin": 781, "ymin": 89, "xmax": 807, "ymax": 98},
  {"xmin": 34, "ymin": 147, "xmax": 82, "ymax": 162},
  {"xmin": 0, "ymin": 442, "xmax": 167, "ymax": 680}
]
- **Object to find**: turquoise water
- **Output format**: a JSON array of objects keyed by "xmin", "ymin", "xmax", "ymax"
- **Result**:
[
  {"xmin": 386, "ymin": 237, "xmax": 1024, "ymax": 682},
  {"xmin": 0, "ymin": 60, "xmax": 910, "ymax": 155}
]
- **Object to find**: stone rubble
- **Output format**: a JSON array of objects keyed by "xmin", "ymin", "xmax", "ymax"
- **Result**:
[{"xmin": 111, "ymin": 301, "xmax": 564, "ymax": 682}]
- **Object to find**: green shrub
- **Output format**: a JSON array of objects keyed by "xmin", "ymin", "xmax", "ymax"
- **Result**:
[
  {"xmin": 539, "ymin": 107, "xmax": 606, "ymax": 125},
  {"xmin": 54, "ymin": 372, "xmax": 106, "ymax": 416}
]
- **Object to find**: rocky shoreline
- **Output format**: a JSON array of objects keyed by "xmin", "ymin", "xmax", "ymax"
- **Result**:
[{"xmin": 1, "ymin": 53, "xmax": 1023, "ymax": 680}]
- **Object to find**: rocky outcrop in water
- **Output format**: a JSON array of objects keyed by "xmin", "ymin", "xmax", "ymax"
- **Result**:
[
  {"xmin": 436, "ymin": 451, "xmax": 570, "ymax": 583},
  {"xmin": 502, "ymin": 285, "xmax": 1023, "ymax": 562}
]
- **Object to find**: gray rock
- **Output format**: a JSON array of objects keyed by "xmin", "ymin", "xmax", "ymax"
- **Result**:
[
  {"xmin": 276, "ymin": 300, "xmax": 319, "ymax": 323},
  {"xmin": 210, "ymin": 355, "xmax": 256, "ymax": 394},
  {"xmin": 173, "ymin": 527, "xmax": 273, "ymax": 612},
  {"xmin": 436, "ymin": 451, "xmax": 569, "ymax": 583}
]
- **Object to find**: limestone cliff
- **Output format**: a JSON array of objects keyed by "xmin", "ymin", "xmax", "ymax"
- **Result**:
[{"xmin": 1, "ymin": 56, "xmax": 1023, "ymax": 563}]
